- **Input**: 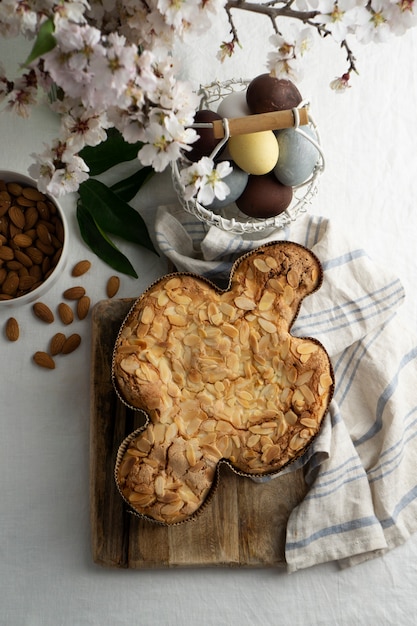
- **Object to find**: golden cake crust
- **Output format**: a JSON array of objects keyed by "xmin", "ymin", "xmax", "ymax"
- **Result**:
[{"xmin": 113, "ymin": 241, "xmax": 334, "ymax": 524}]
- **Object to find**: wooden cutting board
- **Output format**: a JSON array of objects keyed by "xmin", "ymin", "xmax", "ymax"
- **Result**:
[{"xmin": 90, "ymin": 298, "xmax": 308, "ymax": 568}]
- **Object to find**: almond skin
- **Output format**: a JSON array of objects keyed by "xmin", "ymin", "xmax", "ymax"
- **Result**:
[
  {"xmin": 33, "ymin": 351, "xmax": 55, "ymax": 369},
  {"xmin": 71, "ymin": 260, "xmax": 91, "ymax": 277},
  {"xmin": 63, "ymin": 286, "xmax": 85, "ymax": 300},
  {"xmin": 33, "ymin": 302, "xmax": 54, "ymax": 323},
  {"xmin": 106, "ymin": 275, "xmax": 120, "ymax": 298},
  {"xmin": 8, "ymin": 205, "xmax": 25, "ymax": 229},
  {"xmin": 58, "ymin": 302, "xmax": 74, "ymax": 325},
  {"xmin": 61, "ymin": 333, "xmax": 81, "ymax": 354},
  {"xmin": 5, "ymin": 317, "xmax": 19, "ymax": 341},
  {"xmin": 77, "ymin": 295, "xmax": 90, "ymax": 320},
  {"xmin": 50, "ymin": 332, "xmax": 66, "ymax": 356}
]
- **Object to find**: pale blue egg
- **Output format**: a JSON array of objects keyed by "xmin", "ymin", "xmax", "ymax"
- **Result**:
[
  {"xmin": 205, "ymin": 164, "xmax": 249, "ymax": 209},
  {"xmin": 273, "ymin": 125, "xmax": 319, "ymax": 186}
]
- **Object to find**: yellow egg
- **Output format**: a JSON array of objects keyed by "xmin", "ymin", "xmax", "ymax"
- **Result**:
[{"xmin": 228, "ymin": 131, "xmax": 279, "ymax": 175}]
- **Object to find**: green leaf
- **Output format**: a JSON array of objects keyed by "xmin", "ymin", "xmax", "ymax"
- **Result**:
[
  {"xmin": 78, "ymin": 178, "xmax": 158, "ymax": 255},
  {"xmin": 110, "ymin": 166, "xmax": 154, "ymax": 203},
  {"xmin": 23, "ymin": 18, "xmax": 56, "ymax": 67},
  {"xmin": 76, "ymin": 203, "xmax": 138, "ymax": 278},
  {"xmin": 80, "ymin": 128, "xmax": 143, "ymax": 176}
]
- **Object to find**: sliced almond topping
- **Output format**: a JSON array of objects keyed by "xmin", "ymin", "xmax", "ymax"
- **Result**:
[
  {"xmin": 286, "ymin": 268, "xmax": 300, "ymax": 288},
  {"xmin": 297, "ymin": 341, "xmax": 319, "ymax": 355},
  {"xmin": 253, "ymin": 258, "xmax": 270, "ymax": 273},
  {"xmin": 258, "ymin": 290, "xmax": 275, "ymax": 311},
  {"xmin": 258, "ymin": 317, "xmax": 277, "ymax": 334},
  {"xmin": 234, "ymin": 296, "xmax": 256, "ymax": 310},
  {"xmin": 165, "ymin": 276, "xmax": 181, "ymax": 290}
]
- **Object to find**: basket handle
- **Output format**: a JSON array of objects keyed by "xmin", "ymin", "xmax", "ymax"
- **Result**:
[{"xmin": 207, "ymin": 106, "xmax": 309, "ymax": 139}]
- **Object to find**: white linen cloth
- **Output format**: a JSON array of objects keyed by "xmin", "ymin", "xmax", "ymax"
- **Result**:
[{"xmin": 152, "ymin": 204, "xmax": 417, "ymax": 572}]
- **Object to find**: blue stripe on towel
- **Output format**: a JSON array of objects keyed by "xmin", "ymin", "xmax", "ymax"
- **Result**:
[
  {"xmin": 355, "ymin": 345, "xmax": 417, "ymax": 447},
  {"xmin": 286, "ymin": 515, "xmax": 380, "ymax": 551},
  {"xmin": 333, "ymin": 320, "xmax": 393, "ymax": 406},
  {"xmin": 380, "ymin": 484, "xmax": 417, "ymax": 530},
  {"xmin": 294, "ymin": 280, "xmax": 404, "ymax": 337},
  {"xmin": 368, "ymin": 408, "xmax": 417, "ymax": 484}
]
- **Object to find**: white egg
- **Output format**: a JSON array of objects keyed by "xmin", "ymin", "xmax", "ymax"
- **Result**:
[
  {"xmin": 273, "ymin": 125, "xmax": 319, "ymax": 186},
  {"xmin": 217, "ymin": 91, "xmax": 251, "ymax": 119}
]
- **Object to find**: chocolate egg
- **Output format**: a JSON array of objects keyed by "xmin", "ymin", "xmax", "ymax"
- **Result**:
[
  {"xmin": 187, "ymin": 109, "xmax": 223, "ymax": 162},
  {"xmin": 217, "ymin": 91, "xmax": 251, "ymax": 119},
  {"xmin": 236, "ymin": 173, "xmax": 293, "ymax": 218},
  {"xmin": 228, "ymin": 131, "xmax": 279, "ymax": 175},
  {"xmin": 274, "ymin": 125, "xmax": 320, "ymax": 186},
  {"xmin": 246, "ymin": 74, "xmax": 302, "ymax": 114},
  {"xmin": 205, "ymin": 164, "xmax": 249, "ymax": 210}
]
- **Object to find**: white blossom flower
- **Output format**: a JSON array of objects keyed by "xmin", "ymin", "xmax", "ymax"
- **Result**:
[
  {"xmin": 386, "ymin": 0, "xmax": 417, "ymax": 34},
  {"xmin": 138, "ymin": 115, "xmax": 198, "ymax": 171},
  {"xmin": 267, "ymin": 28, "xmax": 314, "ymax": 80},
  {"xmin": 180, "ymin": 157, "xmax": 232, "ymax": 205},
  {"xmin": 354, "ymin": 0, "xmax": 392, "ymax": 42},
  {"xmin": 43, "ymin": 22, "xmax": 103, "ymax": 101},
  {"xmin": 28, "ymin": 139, "xmax": 89, "ymax": 196},
  {"xmin": 62, "ymin": 107, "xmax": 109, "ymax": 152},
  {"xmin": 5, "ymin": 72, "xmax": 38, "ymax": 118},
  {"xmin": 316, "ymin": 0, "xmax": 367, "ymax": 42}
]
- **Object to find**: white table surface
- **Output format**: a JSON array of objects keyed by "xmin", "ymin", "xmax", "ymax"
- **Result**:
[{"xmin": 1, "ymin": 23, "xmax": 417, "ymax": 626}]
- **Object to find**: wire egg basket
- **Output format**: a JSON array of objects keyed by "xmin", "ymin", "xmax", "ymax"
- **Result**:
[{"xmin": 172, "ymin": 79, "xmax": 325, "ymax": 235}]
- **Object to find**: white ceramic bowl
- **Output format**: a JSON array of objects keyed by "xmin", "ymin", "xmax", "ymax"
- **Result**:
[{"xmin": 0, "ymin": 170, "xmax": 69, "ymax": 307}]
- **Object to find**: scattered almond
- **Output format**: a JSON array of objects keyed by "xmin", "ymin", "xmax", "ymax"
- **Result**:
[
  {"xmin": 61, "ymin": 333, "xmax": 81, "ymax": 354},
  {"xmin": 50, "ymin": 332, "xmax": 66, "ymax": 356},
  {"xmin": 58, "ymin": 302, "xmax": 74, "ymax": 325},
  {"xmin": 77, "ymin": 295, "xmax": 90, "ymax": 320},
  {"xmin": 63, "ymin": 286, "xmax": 85, "ymax": 300},
  {"xmin": 33, "ymin": 351, "xmax": 55, "ymax": 369},
  {"xmin": 106, "ymin": 275, "xmax": 120, "ymax": 298},
  {"xmin": 33, "ymin": 302, "xmax": 55, "ymax": 324},
  {"xmin": 5, "ymin": 317, "xmax": 19, "ymax": 341},
  {"xmin": 71, "ymin": 260, "xmax": 91, "ymax": 277}
]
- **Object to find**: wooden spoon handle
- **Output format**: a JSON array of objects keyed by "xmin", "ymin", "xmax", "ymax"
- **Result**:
[{"xmin": 211, "ymin": 107, "xmax": 309, "ymax": 139}]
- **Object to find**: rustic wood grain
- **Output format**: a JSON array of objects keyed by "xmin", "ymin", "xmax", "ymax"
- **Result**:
[{"xmin": 90, "ymin": 298, "xmax": 308, "ymax": 569}]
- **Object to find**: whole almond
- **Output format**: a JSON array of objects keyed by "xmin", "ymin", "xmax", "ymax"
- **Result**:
[
  {"xmin": 7, "ymin": 182, "xmax": 22, "ymax": 197},
  {"xmin": 14, "ymin": 249, "xmax": 33, "ymax": 268},
  {"xmin": 72, "ymin": 260, "xmax": 91, "ymax": 277},
  {"xmin": 5, "ymin": 317, "xmax": 19, "ymax": 341},
  {"xmin": 77, "ymin": 295, "xmax": 90, "ymax": 320},
  {"xmin": 2, "ymin": 272, "xmax": 19, "ymax": 296},
  {"xmin": 13, "ymin": 233, "xmax": 33, "ymax": 248},
  {"xmin": 58, "ymin": 302, "xmax": 74, "ymax": 325},
  {"xmin": 26, "ymin": 246, "xmax": 43, "ymax": 264},
  {"xmin": 49, "ymin": 332, "xmax": 66, "ymax": 356},
  {"xmin": 106, "ymin": 275, "xmax": 120, "ymax": 298},
  {"xmin": 18, "ymin": 275, "xmax": 37, "ymax": 291},
  {"xmin": 61, "ymin": 333, "xmax": 81, "ymax": 354},
  {"xmin": 36, "ymin": 223, "xmax": 52, "ymax": 245},
  {"xmin": 9, "ymin": 205, "xmax": 26, "ymax": 229},
  {"xmin": 22, "ymin": 186, "xmax": 45, "ymax": 201},
  {"xmin": 0, "ymin": 246, "xmax": 14, "ymax": 261},
  {"xmin": 63, "ymin": 286, "xmax": 85, "ymax": 300},
  {"xmin": 33, "ymin": 351, "xmax": 55, "ymax": 369},
  {"xmin": 33, "ymin": 301, "xmax": 54, "ymax": 323},
  {"xmin": 24, "ymin": 205, "xmax": 39, "ymax": 229}
]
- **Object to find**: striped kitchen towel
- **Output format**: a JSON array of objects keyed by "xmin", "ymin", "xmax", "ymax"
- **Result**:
[{"xmin": 153, "ymin": 205, "xmax": 417, "ymax": 571}]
